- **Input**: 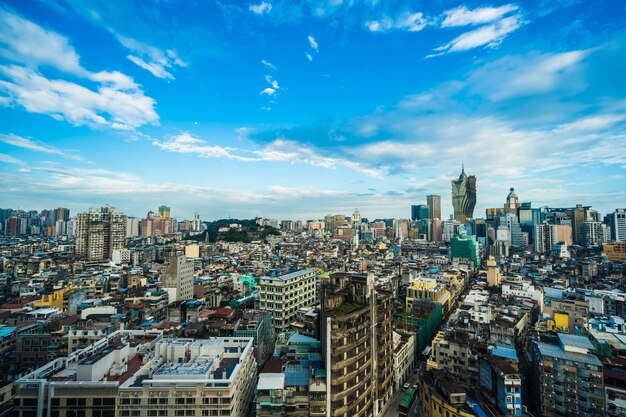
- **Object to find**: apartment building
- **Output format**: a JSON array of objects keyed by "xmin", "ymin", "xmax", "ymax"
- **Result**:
[{"xmin": 259, "ymin": 270, "xmax": 317, "ymax": 332}]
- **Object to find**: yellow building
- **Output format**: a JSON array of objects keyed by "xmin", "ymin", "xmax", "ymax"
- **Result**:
[
  {"xmin": 486, "ymin": 256, "xmax": 501, "ymax": 287},
  {"xmin": 604, "ymin": 242, "xmax": 626, "ymax": 261},
  {"xmin": 406, "ymin": 278, "xmax": 451, "ymax": 313},
  {"xmin": 547, "ymin": 312, "xmax": 570, "ymax": 332},
  {"xmin": 33, "ymin": 288, "xmax": 67, "ymax": 310},
  {"xmin": 418, "ymin": 371, "xmax": 476, "ymax": 417}
]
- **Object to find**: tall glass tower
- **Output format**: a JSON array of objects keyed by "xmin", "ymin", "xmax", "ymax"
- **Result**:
[{"xmin": 451, "ymin": 166, "xmax": 477, "ymax": 224}]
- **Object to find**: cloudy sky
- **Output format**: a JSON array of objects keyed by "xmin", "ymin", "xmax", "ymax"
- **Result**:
[{"xmin": 0, "ymin": 0, "xmax": 625, "ymax": 221}]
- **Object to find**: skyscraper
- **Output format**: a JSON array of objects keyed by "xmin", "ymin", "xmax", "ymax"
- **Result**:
[
  {"xmin": 158, "ymin": 205, "xmax": 171, "ymax": 219},
  {"xmin": 411, "ymin": 204, "xmax": 430, "ymax": 221},
  {"xmin": 320, "ymin": 272, "xmax": 394, "ymax": 417},
  {"xmin": 76, "ymin": 205, "xmax": 127, "ymax": 261},
  {"xmin": 605, "ymin": 209, "xmax": 626, "ymax": 242},
  {"xmin": 451, "ymin": 166, "xmax": 477, "ymax": 224},
  {"xmin": 504, "ymin": 188, "xmax": 519, "ymax": 216},
  {"xmin": 427, "ymin": 194, "xmax": 442, "ymax": 220}
]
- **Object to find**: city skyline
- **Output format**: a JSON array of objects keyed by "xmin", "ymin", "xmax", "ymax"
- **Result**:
[{"xmin": 1, "ymin": 1, "xmax": 626, "ymax": 219}]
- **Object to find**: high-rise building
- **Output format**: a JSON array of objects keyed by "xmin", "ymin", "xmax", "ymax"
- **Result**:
[
  {"xmin": 427, "ymin": 194, "xmax": 442, "ymax": 220},
  {"xmin": 125, "ymin": 217, "xmax": 140, "ymax": 237},
  {"xmin": 605, "ymin": 209, "xmax": 626, "ymax": 242},
  {"xmin": 352, "ymin": 208, "xmax": 361, "ymax": 225},
  {"xmin": 191, "ymin": 212, "xmax": 203, "ymax": 232},
  {"xmin": 567, "ymin": 204, "xmax": 600, "ymax": 245},
  {"xmin": 451, "ymin": 166, "xmax": 477, "ymax": 224},
  {"xmin": 52, "ymin": 207, "xmax": 70, "ymax": 223},
  {"xmin": 160, "ymin": 254, "xmax": 194, "ymax": 302},
  {"xmin": 320, "ymin": 272, "xmax": 394, "ymax": 417},
  {"xmin": 158, "ymin": 205, "xmax": 171, "ymax": 219},
  {"xmin": 504, "ymin": 188, "xmax": 520, "ymax": 216},
  {"xmin": 411, "ymin": 204, "xmax": 430, "ymax": 221},
  {"xmin": 581, "ymin": 221, "xmax": 607, "ymax": 247},
  {"xmin": 259, "ymin": 270, "xmax": 317, "ymax": 332},
  {"xmin": 76, "ymin": 205, "xmax": 126, "ymax": 261},
  {"xmin": 531, "ymin": 334, "xmax": 604, "ymax": 417}
]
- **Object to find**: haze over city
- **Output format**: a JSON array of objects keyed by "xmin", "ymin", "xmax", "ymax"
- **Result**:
[{"xmin": 1, "ymin": 0, "xmax": 626, "ymax": 219}]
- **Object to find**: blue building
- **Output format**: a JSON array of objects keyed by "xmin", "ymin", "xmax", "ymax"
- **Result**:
[{"xmin": 479, "ymin": 352, "xmax": 522, "ymax": 415}]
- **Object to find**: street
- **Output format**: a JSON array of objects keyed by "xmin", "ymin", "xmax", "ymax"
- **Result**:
[{"xmin": 382, "ymin": 368, "xmax": 422, "ymax": 417}]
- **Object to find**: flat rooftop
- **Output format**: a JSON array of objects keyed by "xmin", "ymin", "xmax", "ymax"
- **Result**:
[{"xmin": 262, "ymin": 270, "xmax": 315, "ymax": 282}]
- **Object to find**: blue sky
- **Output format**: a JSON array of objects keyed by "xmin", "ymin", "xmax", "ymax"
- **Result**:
[{"xmin": 0, "ymin": 0, "xmax": 625, "ymax": 221}]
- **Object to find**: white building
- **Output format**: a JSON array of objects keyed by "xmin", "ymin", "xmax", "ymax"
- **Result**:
[
  {"xmin": 161, "ymin": 254, "xmax": 194, "ymax": 303},
  {"xmin": 259, "ymin": 270, "xmax": 317, "ymax": 332}
]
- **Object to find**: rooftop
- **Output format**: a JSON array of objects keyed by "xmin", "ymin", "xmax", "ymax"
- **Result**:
[
  {"xmin": 263, "ymin": 269, "xmax": 315, "ymax": 282},
  {"xmin": 536, "ymin": 342, "xmax": 602, "ymax": 366}
]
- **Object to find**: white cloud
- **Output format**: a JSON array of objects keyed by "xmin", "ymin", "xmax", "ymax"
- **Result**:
[
  {"xmin": 151, "ymin": 132, "xmax": 383, "ymax": 177},
  {"xmin": 0, "ymin": 9, "xmax": 87, "ymax": 76},
  {"xmin": 0, "ymin": 153, "xmax": 21, "ymax": 164},
  {"xmin": 467, "ymin": 50, "xmax": 589, "ymax": 100},
  {"xmin": 0, "ymin": 9, "xmax": 158, "ymax": 130},
  {"xmin": 308, "ymin": 35, "xmax": 319, "ymax": 52},
  {"xmin": 432, "ymin": 14, "xmax": 523, "ymax": 55},
  {"xmin": 441, "ymin": 4, "xmax": 519, "ymax": 27},
  {"xmin": 249, "ymin": 2, "xmax": 272, "ymax": 15},
  {"xmin": 117, "ymin": 35, "xmax": 186, "ymax": 80},
  {"xmin": 261, "ymin": 59, "xmax": 276, "ymax": 68},
  {"xmin": 365, "ymin": 11, "xmax": 427, "ymax": 32},
  {"xmin": 152, "ymin": 132, "xmax": 246, "ymax": 160},
  {"xmin": 0, "ymin": 133, "xmax": 84, "ymax": 160},
  {"xmin": 0, "ymin": 65, "xmax": 158, "ymax": 130},
  {"xmin": 127, "ymin": 55, "xmax": 173, "ymax": 80},
  {"xmin": 264, "ymin": 75, "xmax": 280, "ymax": 89},
  {"xmin": 261, "ymin": 87, "xmax": 276, "ymax": 96},
  {"xmin": 306, "ymin": 53, "xmax": 313, "ymax": 61},
  {"xmin": 0, "ymin": 133, "xmax": 63, "ymax": 154},
  {"xmin": 554, "ymin": 114, "xmax": 626, "ymax": 133}
]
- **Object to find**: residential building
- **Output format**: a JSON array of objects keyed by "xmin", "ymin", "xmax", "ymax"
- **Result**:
[
  {"xmin": 605, "ymin": 209, "xmax": 626, "ymax": 242},
  {"xmin": 320, "ymin": 272, "xmax": 394, "ymax": 417},
  {"xmin": 259, "ymin": 270, "xmax": 317, "ymax": 332},
  {"xmin": 76, "ymin": 205, "xmax": 127, "ymax": 261},
  {"xmin": 531, "ymin": 334, "xmax": 604, "ymax": 417},
  {"xmin": 160, "ymin": 254, "xmax": 194, "ymax": 303}
]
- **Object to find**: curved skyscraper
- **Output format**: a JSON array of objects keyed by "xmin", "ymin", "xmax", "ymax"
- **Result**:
[{"xmin": 451, "ymin": 166, "xmax": 477, "ymax": 224}]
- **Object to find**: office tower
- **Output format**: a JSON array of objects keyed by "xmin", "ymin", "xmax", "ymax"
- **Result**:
[
  {"xmin": 394, "ymin": 219, "xmax": 410, "ymax": 241},
  {"xmin": 160, "ymin": 254, "xmax": 194, "ymax": 302},
  {"xmin": 125, "ymin": 217, "xmax": 140, "ymax": 237},
  {"xmin": 76, "ymin": 205, "xmax": 126, "ymax": 261},
  {"xmin": 4, "ymin": 216, "xmax": 22, "ymax": 236},
  {"xmin": 158, "ymin": 205, "xmax": 171, "ymax": 219},
  {"xmin": 605, "ymin": 209, "xmax": 626, "ymax": 242},
  {"xmin": 427, "ymin": 194, "xmax": 442, "ymax": 220},
  {"xmin": 52, "ymin": 207, "xmax": 70, "ymax": 223},
  {"xmin": 320, "ymin": 272, "xmax": 394, "ymax": 417},
  {"xmin": 431, "ymin": 218, "xmax": 443, "ymax": 242},
  {"xmin": 567, "ymin": 204, "xmax": 600, "ymax": 244},
  {"xmin": 259, "ymin": 270, "xmax": 317, "ymax": 332},
  {"xmin": 503, "ymin": 214, "xmax": 525, "ymax": 249},
  {"xmin": 581, "ymin": 221, "xmax": 607, "ymax": 247},
  {"xmin": 531, "ymin": 334, "xmax": 604, "ymax": 417},
  {"xmin": 451, "ymin": 166, "xmax": 477, "ymax": 224},
  {"xmin": 504, "ymin": 188, "xmax": 520, "ymax": 216},
  {"xmin": 411, "ymin": 204, "xmax": 430, "ymax": 221}
]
